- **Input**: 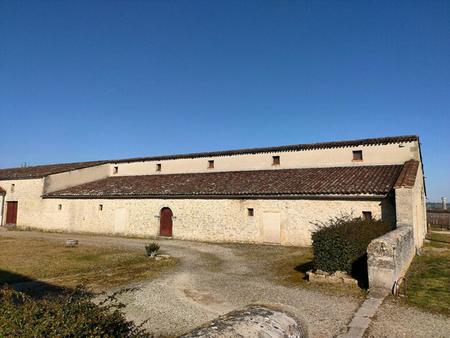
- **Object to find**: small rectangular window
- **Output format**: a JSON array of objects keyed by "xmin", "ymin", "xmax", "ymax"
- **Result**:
[
  {"xmin": 58, "ymin": 204, "xmax": 62, "ymax": 211},
  {"xmin": 156, "ymin": 163, "xmax": 161, "ymax": 171},
  {"xmin": 11, "ymin": 184, "xmax": 15, "ymax": 192},
  {"xmin": 99, "ymin": 204, "xmax": 103, "ymax": 211},
  {"xmin": 272, "ymin": 156, "xmax": 280, "ymax": 166},
  {"xmin": 362, "ymin": 211, "xmax": 372, "ymax": 220},
  {"xmin": 353, "ymin": 150, "xmax": 363, "ymax": 161},
  {"xmin": 113, "ymin": 166, "xmax": 119, "ymax": 174},
  {"xmin": 247, "ymin": 208, "xmax": 254, "ymax": 216},
  {"xmin": 208, "ymin": 160, "xmax": 214, "ymax": 169}
]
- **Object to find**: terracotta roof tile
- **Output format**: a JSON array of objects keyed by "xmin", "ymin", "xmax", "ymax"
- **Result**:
[
  {"xmin": 45, "ymin": 165, "xmax": 404, "ymax": 198},
  {"xmin": 394, "ymin": 160, "xmax": 419, "ymax": 188},
  {"xmin": 0, "ymin": 161, "xmax": 108, "ymax": 180}
]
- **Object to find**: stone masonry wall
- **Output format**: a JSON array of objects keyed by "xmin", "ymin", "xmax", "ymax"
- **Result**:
[
  {"xmin": 35, "ymin": 197, "xmax": 387, "ymax": 246},
  {"xmin": 395, "ymin": 166, "xmax": 427, "ymax": 248},
  {"xmin": 367, "ymin": 226, "xmax": 415, "ymax": 291},
  {"xmin": 112, "ymin": 141, "xmax": 419, "ymax": 177},
  {"xmin": 0, "ymin": 178, "xmax": 45, "ymax": 227},
  {"xmin": 367, "ymin": 163, "xmax": 426, "ymax": 292}
]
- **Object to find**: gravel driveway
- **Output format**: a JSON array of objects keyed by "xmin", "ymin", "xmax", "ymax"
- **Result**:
[{"xmin": 2, "ymin": 230, "xmax": 449, "ymax": 338}]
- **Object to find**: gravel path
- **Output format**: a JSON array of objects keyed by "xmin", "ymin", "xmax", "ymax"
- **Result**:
[
  {"xmin": 2, "ymin": 230, "xmax": 449, "ymax": 338},
  {"xmin": 366, "ymin": 299, "xmax": 450, "ymax": 338}
]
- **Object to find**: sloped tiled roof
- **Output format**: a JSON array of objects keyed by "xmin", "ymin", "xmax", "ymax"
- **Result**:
[
  {"xmin": 394, "ymin": 160, "xmax": 420, "ymax": 188},
  {"xmin": 0, "ymin": 161, "xmax": 108, "ymax": 180},
  {"xmin": 45, "ymin": 165, "xmax": 404, "ymax": 198},
  {"xmin": 0, "ymin": 135, "xmax": 418, "ymax": 180}
]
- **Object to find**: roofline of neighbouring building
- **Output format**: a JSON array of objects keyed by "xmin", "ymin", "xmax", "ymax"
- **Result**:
[
  {"xmin": 111, "ymin": 135, "xmax": 419, "ymax": 164},
  {"xmin": 0, "ymin": 135, "xmax": 419, "ymax": 180}
]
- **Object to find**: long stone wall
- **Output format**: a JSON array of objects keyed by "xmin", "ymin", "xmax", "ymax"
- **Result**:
[
  {"xmin": 112, "ymin": 141, "xmax": 419, "ymax": 177},
  {"xmin": 36, "ymin": 197, "xmax": 387, "ymax": 246},
  {"xmin": 367, "ymin": 226, "xmax": 415, "ymax": 291}
]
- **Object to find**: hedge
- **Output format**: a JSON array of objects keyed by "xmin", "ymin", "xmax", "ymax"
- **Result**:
[
  {"xmin": 0, "ymin": 287, "xmax": 150, "ymax": 338},
  {"xmin": 311, "ymin": 215, "xmax": 391, "ymax": 274}
]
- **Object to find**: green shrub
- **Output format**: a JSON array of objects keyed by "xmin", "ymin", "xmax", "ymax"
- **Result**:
[
  {"xmin": 145, "ymin": 242, "xmax": 160, "ymax": 257},
  {"xmin": 0, "ymin": 287, "xmax": 150, "ymax": 337},
  {"xmin": 311, "ymin": 214, "xmax": 391, "ymax": 274}
]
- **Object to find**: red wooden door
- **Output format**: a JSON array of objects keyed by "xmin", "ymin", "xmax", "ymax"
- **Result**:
[
  {"xmin": 160, "ymin": 208, "xmax": 173, "ymax": 237},
  {"xmin": 6, "ymin": 202, "xmax": 18, "ymax": 225}
]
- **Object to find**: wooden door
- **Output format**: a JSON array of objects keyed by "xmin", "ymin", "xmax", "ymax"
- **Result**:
[
  {"xmin": 6, "ymin": 201, "xmax": 18, "ymax": 225},
  {"xmin": 160, "ymin": 207, "xmax": 173, "ymax": 237}
]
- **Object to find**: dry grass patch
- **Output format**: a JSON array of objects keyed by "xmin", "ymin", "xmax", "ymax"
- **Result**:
[
  {"xmin": 401, "ymin": 232, "xmax": 450, "ymax": 315},
  {"xmin": 0, "ymin": 237, "xmax": 176, "ymax": 290},
  {"xmin": 426, "ymin": 231, "xmax": 450, "ymax": 247},
  {"xmin": 228, "ymin": 244, "xmax": 363, "ymax": 297}
]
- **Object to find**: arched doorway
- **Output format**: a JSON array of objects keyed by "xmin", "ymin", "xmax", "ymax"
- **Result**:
[{"xmin": 160, "ymin": 207, "xmax": 173, "ymax": 237}]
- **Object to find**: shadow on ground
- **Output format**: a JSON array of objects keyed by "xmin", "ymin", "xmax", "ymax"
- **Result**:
[
  {"xmin": 351, "ymin": 255, "xmax": 369, "ymax": 289},
  {"xmin": 294, "ymin": 261, "xmax": 314, "ymax": 279},
  {"xmin": 0, "ymin": 269, "xmax": 75, "ymax": 299},
  {"xmin": 294, "ymin": 257, "xmax": 369, "ymax": 289}
]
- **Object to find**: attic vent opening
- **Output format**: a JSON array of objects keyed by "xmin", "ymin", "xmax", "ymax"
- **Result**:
[
  {"xmin": 58, "ymin": 204, "xmax": 62, "ymax": 211},
  {"xmin": 99, "ymin": 204, "xmax": 103, "ymax": 211},
  {"xmin": 352, "ymin": 150, "xmax": 363, "ymax": 161},
  {"xmin": 11, "ymin": 184, "xmax": 15, "ymax": 192},
  {"xmin": 208, "ymin": 160, "xmax": 214, "ymax": 169},
  {"xmin": 156, "ymin": 163, "xmax": 162, "ymax": 172},
  {"xmin": 247, "ymin": 208, "xmax": 254, "ymax": 216},
  {"xmin": 272, "ymin": 156, "xmax": 280, "ymax": 166},
  {"xmin": 113, "ymin": 166, "xmax": 119, "ymax": 174},
  {"xmin": 362, "ymin": 211, "xmax": 372, "ymax": 220}
]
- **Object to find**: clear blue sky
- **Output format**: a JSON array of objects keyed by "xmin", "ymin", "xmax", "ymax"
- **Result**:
[{"xmin": 0, "ymin": 1, "xmax": 448, "ymax": 201}]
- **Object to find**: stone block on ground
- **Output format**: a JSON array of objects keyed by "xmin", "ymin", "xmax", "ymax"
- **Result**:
[
  {"xmin": 307, "ymin": 270, "xmax": 358, "ymax": 286},
  {"xmin": 181, "ymin": 304, "xmax": 308, "ymax": 338},
  {"xmin": 65, "ymin": 239, "xmax": 78, "ymax": 247}
]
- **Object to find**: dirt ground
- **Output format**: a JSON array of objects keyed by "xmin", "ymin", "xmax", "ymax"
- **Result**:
[{"xmin": 2, "ymin": 230, "xmax": 449, "ymax": 338}]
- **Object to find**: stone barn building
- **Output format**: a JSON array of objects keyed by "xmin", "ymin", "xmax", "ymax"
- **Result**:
[{"xmin": 0, "ymin": 135, "xmax": 427, "ymax": 247}]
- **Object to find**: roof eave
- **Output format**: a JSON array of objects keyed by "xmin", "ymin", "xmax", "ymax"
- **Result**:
[{"xmin": 43, "ymin": 193, "xmax": 388, "ymax": 200}]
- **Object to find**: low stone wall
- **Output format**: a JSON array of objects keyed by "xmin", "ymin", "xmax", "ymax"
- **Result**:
[{"xmin": 367, "ymin": 226, "xmax": 415, "ymax": 291}]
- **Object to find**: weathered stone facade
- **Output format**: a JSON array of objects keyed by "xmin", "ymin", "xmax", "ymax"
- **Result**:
[
  {"xmin": 367, "ymin": 226, "xmax": 415, "ymax": 291},
  {"xmin": 36, "ymin": 197, "xmax": 385, "ymax": 246},
  {"xmin": 0, "ymin": 136, "xmax": 426, "ymax": 248},
  {"xmin": 367, "ymin": 162, "xmax": 426, "ymax": 292},
  {"xmin": 1, "ymin": 178, "xmax": 45, "ymax": 227}
]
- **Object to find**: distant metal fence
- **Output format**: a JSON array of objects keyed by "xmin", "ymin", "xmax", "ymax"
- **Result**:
[{"xmin": 427, "ymin": 210, "xmax": 450, "ymax": 230}]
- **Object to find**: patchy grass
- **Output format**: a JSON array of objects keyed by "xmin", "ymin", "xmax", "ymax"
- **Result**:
[
  {"xmin": 198, "ymin": 251, "xmax": 223, "ymax": 273},
  {"xmin": 0, "ymin": 237, "xmax": 176, "ymax": 290},
  {"xmin": 429, "ymin": 224, "xmax": 450, "ymax": 232},
  {"xmin": 401, "ymin": 232, "xmax": 450, "ymax": 315},
  {"xmin": 426, "ymin": 231, "xmax": 450, "ymax": 246},
  {"xmin": 228, "ymin": 244, "xmax": 364, "ymax": 297}
]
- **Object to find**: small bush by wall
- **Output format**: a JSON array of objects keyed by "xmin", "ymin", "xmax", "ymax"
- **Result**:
[
  {"xmin": 0, "ymin": 288, "xmax": 150, "ymax": 337},
  {"xmin": 311, "ymin": 215, "xmax": 391, "ymax": 275},
  {"xmin": 145, "ymin": 242, "xmax": 160, "ymax": 257}
]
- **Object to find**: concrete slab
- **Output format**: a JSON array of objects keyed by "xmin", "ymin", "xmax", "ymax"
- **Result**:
[{"xmin": 349, "ymin": 316, "xmax": 371, "ymax": 330}]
